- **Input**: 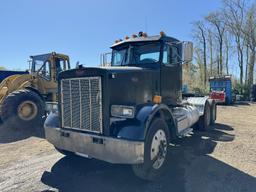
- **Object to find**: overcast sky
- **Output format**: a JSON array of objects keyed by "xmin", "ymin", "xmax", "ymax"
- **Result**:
[{"xmin": 0, "ymin": 0, "xmax": 221, "ymax": 70}]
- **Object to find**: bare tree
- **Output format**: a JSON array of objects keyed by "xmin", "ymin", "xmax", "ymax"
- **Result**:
[
  {"xmin": 207, "ymin": 30, "xmax": 214, "ymax": 76},
  {"xmin": 223, "ymin": 0, "xmax": 246, "ymax": 90},
  {"xmin": 243, "ymin": 4, "xmax": 256, "ymax": 91},
  {"xmin": 193, "ymin": 21, "xmax": 208, "ymax": 88},
  {"xmin": 194, "ymin": 47, "xmax": 205, "ymax": 88},
  {"xmin": 206, "ymin": 12, "xmax": 226, "ymax": 75},
  {"xmin": 224, "ymin": 34, "xmax": 230, "ymax": 75}
]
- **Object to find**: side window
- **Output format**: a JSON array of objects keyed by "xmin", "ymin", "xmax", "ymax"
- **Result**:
[
  {"xmin": 163, "ymin": 45, "xmax": 170, "ymax": 64},
  {"xmin": 56, "ymin": 59, "xmax": 64, "ymax": 73},
  {"xmin": 171, "ymin": 46, "xmax": 179, "ymax": 64},
  {"xmin": 163, "ymin": 45, "xmax": 179, "ymax": 65},
  {"xmin": 38, "ymin": 61, "xmax": 51, "ymax": 80}
]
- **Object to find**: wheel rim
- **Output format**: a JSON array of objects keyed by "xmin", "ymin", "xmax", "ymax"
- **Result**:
[
  {"xmin": 18, "ymin": 101, "xmax": 38, "ymax": 121},
  {"xmin": 150, "ymin": 129, "xmax": 168, "ymax": 169}
]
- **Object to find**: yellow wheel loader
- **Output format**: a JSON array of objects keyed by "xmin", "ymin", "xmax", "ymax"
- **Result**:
[{"xmin": 0, "ymin": 52, "xmax": 70, "ymax": 129}]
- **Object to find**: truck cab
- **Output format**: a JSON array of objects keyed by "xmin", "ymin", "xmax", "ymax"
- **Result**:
[
  {"xmin": 209, "ymin": 76, "xmax": 232, "ymax": 104},
  {"xmin": 44, "ymin": 32, "xmax": 216, "ymax": 180}
]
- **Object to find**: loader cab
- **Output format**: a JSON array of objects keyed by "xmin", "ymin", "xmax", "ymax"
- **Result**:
[
  {"xmin": 110, "ymin": 32, "xmax": 193, "ymax": 105},
  {"xmin": 30, "ymin": 52, "xmax": 70, "ymax": 82}
]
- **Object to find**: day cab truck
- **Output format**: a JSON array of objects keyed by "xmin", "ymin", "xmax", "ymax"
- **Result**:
[
  {"xmin": 44, "ymin": 32, "xmax": 217, "ymax": 180},
  {"xmin": 209, "ymin": 76, "xmax": 232, "ymax": 104}
]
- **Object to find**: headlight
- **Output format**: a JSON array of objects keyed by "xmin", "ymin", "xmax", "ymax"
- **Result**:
[{"xmin": 111, "ymin": 105, "xmax": 135, "ymax": 118}]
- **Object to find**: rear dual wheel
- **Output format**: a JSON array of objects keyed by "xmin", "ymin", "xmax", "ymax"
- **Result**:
[
  {"xmin": 132, "ymin": 118, "xmax": 170, "ymax": 181},
  {"xmin": 197, "ymin": 100, "xmax": 216, "ymax": 131}
]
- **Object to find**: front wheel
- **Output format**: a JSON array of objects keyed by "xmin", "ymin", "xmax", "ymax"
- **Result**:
[{"xmin": 132, "ymin": 118, "xmax": 170, "ymax": 181}]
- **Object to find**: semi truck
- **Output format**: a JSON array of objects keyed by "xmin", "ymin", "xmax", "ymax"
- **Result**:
[
  {"xmin": 209, "ymin": 76, "xmax": 232, "ymax": 104},
  {"xmin": 44, "ymin": 32, "xmax": 216, "ymax": 180}
]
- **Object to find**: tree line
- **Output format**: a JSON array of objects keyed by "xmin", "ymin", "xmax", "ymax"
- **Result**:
[{"xmin": 191, "ymin": 0, "xmax": 256, "ymax": 96}]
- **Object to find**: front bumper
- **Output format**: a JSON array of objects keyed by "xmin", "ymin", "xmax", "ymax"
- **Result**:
[{"xmin": 45, "ymin": 126, "xmax": 144, "ymax": 164}]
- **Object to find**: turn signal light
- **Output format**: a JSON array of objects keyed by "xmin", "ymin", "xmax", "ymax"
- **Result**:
[
  {"xmin": 142, "ymin": 32, "xmax": 148, "ymax": 37},
  {"xmin": 153, "ymin": 95, "xmax": 162, "ymax": 104}
]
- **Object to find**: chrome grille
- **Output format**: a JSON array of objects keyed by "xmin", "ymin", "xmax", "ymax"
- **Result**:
[{"xmin": 61, "ymin": 77, "xmax": 102, "ymax": 133}]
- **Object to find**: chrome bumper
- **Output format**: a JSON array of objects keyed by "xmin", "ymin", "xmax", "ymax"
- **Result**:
[{"xmin": 45, "ymin": 126, "xmax": 144, "ymax": 164}]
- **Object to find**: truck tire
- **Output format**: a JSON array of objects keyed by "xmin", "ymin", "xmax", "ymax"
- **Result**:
[
  {"xmin": 1, "ymin": 89, "xmax": 45, "ymax": 130},
  {"xmin": 132, "ymin": 118, "xmax": 170, "ymax": 181},
  {"xmin": 208, "ymin": 100, "xmax": 217, "ymax": 125},
  {"xmin": 197, "ymin": 101, "xmax": 211, "ymax": 131}
]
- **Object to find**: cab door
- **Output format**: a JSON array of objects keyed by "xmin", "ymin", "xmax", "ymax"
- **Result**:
[{"xmin": 160, "ymin": 44, "xmax": 182, "ymax": 106}]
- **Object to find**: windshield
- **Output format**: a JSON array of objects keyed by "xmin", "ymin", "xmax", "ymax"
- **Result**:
[
  {"xmin": 211, "ymin": 87, "xmax": 226, "ymax": 92},
  {"xmin": 112, "ymin": 43, "xmax": 161, "ymax": 66}
]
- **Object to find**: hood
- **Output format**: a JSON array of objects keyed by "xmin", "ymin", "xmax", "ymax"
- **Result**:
[{"xmin": 58, "ymin": 66, "xmax": 160, "ymax": 106}]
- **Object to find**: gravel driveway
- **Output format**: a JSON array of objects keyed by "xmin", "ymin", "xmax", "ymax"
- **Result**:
[{"xmin": 0, "ymin": 103, "xmax": 255, "ymax": 192}]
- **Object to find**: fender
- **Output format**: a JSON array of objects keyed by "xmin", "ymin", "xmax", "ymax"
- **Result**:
[
  {"xmin": 116, "ymin": 103, "xmax": 177, "ymax": 141},
  {"xmin": 25, "ymin": 87, "xmax": 45, "ymax": 101}
]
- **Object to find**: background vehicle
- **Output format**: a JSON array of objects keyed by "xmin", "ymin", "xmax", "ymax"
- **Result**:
[
  {"xmin": 0, "ymin": 70, "xmax": 29, "ymax": 83},
  {"xmin": 209, "ymin": 76, "xmax": 232, "ymax": 104},
  {"xmin": 45, "ymin": 32, "xmax": 216, "ymax": 180},
  {"xmin": 251, "ymin": 84, "xmax": 256, "ymax": 102},
  {"xmin": 0, "ymin": 52, "xmax": 70, "ymax": 130}
]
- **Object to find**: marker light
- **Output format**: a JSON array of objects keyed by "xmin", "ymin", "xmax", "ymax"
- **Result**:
[
  {"xmin": 132, "ymin": 34, "xmax": 138, "ymax": 38},
  {"xmin": 142, "ymin": 32, "xmax": 148, "ymax": 37},
  {"xmin": 125, "ymin": 36, "xmax": 129, "ymax": 40},
  {"xmin": 160, "ymin": 31, "xmax": 166, "ymax": 37},
  {"xmin": 153, "ymin": 95, "xmax": 162, "ymax": 104}
]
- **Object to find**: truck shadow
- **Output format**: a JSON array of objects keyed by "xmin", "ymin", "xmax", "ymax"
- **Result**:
[{"xmin": 41, "ymin": 125, "xmax": 256, "ymax": 192}]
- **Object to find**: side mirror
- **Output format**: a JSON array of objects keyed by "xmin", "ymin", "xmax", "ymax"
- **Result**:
[
  {"xmin": 76, "ymin": 61, "xmax": 80, "ymax": 68},
  {"xmin": 182, "ymin": 41, "xmax": 193, "ymax": 63}
]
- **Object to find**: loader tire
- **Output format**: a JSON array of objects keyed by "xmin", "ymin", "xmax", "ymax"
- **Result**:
[{"xmin": 1, "ymin": 89, "xmax": 45, "ymax": 130}]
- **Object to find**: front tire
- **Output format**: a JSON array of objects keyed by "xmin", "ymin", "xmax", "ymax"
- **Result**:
[
  {"xmin": 1, "ymin": 89, "xmax": 45, "ymax": 130},
  {"xmin": 132, "ymin": 118, "xmax": 170, "ymax": 181}
]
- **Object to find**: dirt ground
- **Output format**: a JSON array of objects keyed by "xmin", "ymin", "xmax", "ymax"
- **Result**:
[{"xmin": 0, "ymin": 103, "xmax": 255, "ymax": 192}]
